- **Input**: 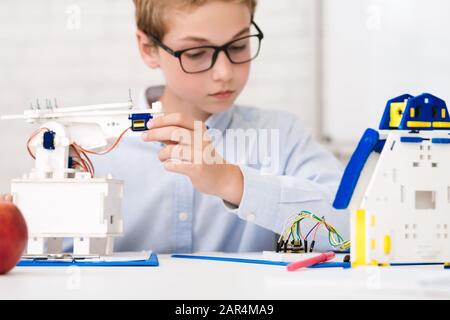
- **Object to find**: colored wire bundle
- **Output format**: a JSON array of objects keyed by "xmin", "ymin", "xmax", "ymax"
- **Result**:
[
  {"xmin": 278, "ymin": 210, "xmax": 350, "ymax": 252},
  {"xmin": 70, "ymin": 144, "xmax": 95, "ymax": 177}
]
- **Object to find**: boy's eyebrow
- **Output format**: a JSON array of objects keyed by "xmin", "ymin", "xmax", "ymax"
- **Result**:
[{"xmin": 179, "ymin": 27, "xmax": 251, "ymax": 43}]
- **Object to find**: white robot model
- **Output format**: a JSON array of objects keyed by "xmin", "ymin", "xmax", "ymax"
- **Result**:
[
  {"xmin": 334, "ymin": 93, "xmax": 450, "ymax": 266},
  {"xmin": 1, "ymin": 97, "xmax": 162, "ymax": 257}
]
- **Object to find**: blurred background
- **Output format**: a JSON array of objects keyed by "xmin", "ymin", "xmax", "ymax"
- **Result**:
[{"xmin": 1, "ymin": 0, "xmax": 450, "ymax": 193}]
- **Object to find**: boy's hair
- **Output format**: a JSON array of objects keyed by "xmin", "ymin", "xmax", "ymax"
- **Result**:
[{"xmin": 133, "ymin": 0, "xmax": 258, "ymax": 40}]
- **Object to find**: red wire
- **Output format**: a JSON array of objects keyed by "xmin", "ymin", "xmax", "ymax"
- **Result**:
[
  {"xmin": 80, "ymin": 149, "xmax": 95, "ymax": 177},
  {"xmin": 70, "ymin": 145, "xmax": 90, "ymax": 175},
  {"xmin": 27, "ymin": 127, "xmax": 51, "ymax": 160},
  {"xmin": 312, "ymin": 222, "xmax": 321, "ymax": 241},
  {"xmin": 71, "ymin": 159, "xmax": 83, "ymax": 169}
]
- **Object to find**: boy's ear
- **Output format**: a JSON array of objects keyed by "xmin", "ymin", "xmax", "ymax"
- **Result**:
[{"xmin": 136, "ymin": 30, "xmax": 160, "ymax": 69}]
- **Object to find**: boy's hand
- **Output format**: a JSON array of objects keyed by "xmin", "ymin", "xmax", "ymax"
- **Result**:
[
  {"xmin": 142, "ymin": 113, "xmax": 243, "ymax": 206},
  {"xmin": 0, "ymin": 194, "xmax": 13, "ymax": 203}
]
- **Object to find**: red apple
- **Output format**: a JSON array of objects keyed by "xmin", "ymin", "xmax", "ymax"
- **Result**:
[{"xmin": 0, "ymin": 201, "xmax": 28, "ymax": 275}]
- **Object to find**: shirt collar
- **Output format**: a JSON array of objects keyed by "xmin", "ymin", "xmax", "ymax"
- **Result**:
[
  {"xmin": 142, "ymin": 86, "xmax": 233, "ymax": 133},
  {"xmin": 205, "ymin": 108, "xmax": 233, "ymax": 134}
]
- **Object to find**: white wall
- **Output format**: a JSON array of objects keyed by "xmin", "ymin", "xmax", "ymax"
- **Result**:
[
  {"xmin": 322, "ymin": 0, "xmax": 450, "ymax": 149},
  {"xmin": 0, "ymin": 0, "xmax": 320, "ymax": 193}
]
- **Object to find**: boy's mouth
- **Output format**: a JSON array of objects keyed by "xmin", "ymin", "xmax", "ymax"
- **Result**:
[{"xmin": 209, "ymin": 90, "xmax": 235, "ymax": 100}]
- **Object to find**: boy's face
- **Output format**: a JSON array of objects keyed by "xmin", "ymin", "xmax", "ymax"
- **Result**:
[{"xmin": 138, "ymin": 2, "xmax": 253, "ymax": 114}]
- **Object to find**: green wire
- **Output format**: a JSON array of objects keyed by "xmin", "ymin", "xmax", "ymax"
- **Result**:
[{"xmin": 289, "ymin": 211, "xmax": 351, "ymax": 250}]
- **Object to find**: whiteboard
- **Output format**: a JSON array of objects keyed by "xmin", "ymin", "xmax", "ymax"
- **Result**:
[{"xmin": 322, "ymin": 0, "xmax": 450, "ymax": 145}]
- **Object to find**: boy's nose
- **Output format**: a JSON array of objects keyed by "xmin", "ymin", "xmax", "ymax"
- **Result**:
[{"xmin": 211, "ymin": 51, "xmax": 233, "ymax": 82}]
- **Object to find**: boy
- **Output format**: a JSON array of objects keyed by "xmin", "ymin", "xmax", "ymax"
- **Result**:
[{"xmin": 2, "ymin": 0, "xmax": 348, "ymax": 254}]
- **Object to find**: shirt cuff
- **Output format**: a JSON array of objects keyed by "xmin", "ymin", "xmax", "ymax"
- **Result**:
[{"xmin": 222, "ymin": 165, "xmax": 283, "ymax": 229}]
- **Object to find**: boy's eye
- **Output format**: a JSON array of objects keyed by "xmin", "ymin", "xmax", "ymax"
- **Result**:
[
  {"xmin": 228, "ymin": 43, "xmax": 247, "ymax": 53},
  {"xmin": 184, "ymin": 49, "xmax": 208, "ymax": 60}
]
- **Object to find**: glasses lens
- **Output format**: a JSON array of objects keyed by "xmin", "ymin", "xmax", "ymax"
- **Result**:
[
  {"xmin": 180, "ymin": 47, "xmax": 216, "ymax": 73},
  {"xmin": 226, "ymin": 35, "xmax": 261, "ymax": 64}
]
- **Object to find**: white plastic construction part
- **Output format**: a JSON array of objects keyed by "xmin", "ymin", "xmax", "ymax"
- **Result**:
[
  {"xmin": 12, "ymin": 177, "xmax": 123, "ymax": 256},
  {"xmin": 2, "ymin": 100, "xmax": 162, "ymax": 256},
  {"xmin": 352, "ymin": 130, "xmax": 450, "ymax": 264},
  {"xmin": 340, "ymin": 94, "xmax": 450, "ymax": 265}
]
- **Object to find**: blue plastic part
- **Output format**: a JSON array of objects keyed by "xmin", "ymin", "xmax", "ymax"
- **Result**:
[
  {"xmin": 390, "ymin": 262, "xmax": 443, "ymax": 267},
  {"xmin": 374, "ymin": 139, "xmax": 386, "ymax": 153},
  {"xmin": 400, "ymin": 137, "xmax": 424, "ymax": 143},
  {"xmin": 399, "ymin": 93, "xmax": 450, "ymax": 131},
  {"xmin": 171, "ymin": 255, "xmax": 351, "ymax": 269},
  {"xmin": 309, "ymin": 262, "xmax": 351, "ymax": 269},
  {"xmin": 432, "ymin": 138, "xmax": 450, "ymax": 144},
  {"xmin": 129, "ymin": 113, "xmax": 153, "ymax": 132},
  {"xmin": 17, "ymin": 253, "xmax": 159, "ymax": 267},
  {"xmin": 43, "ymin": 131, "xmax": 56, "ymax": 150},
  {"xmin": 379, "ymin": 94, "xmax": 413, "ymax": 130},
  {"xmin": 172, "ymin": 254, "xmax": 288, "ymax": 266},
  {"xmin": 333, "ymin": 128, "xmax": 380, "ymax": 210}
]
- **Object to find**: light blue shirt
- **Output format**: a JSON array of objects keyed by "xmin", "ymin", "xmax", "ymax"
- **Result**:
[{"xmin": 91, "ymin": 87, "xmax": 349, "ymax": 254}]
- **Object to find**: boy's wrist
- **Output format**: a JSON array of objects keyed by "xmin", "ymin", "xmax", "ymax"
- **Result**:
[{"xmin": 214, "ymin": 164, "xmax": 244, "ymax": 207}]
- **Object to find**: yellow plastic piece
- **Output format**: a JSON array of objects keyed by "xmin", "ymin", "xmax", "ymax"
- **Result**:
[
  {"xmin": 353, "ymin": 209, "xmax": 368, "ymax": 267},
  {"xmin": 133, "ymin": 120, "xmax": 146, "ymax": 129},
  {"xmin": 389, "ymin": 102, "xmax": 407, "ymax": 128},
  {"xmin": 433, "ymin": 122, "xmax": 450, "ymax": 128},
  {"xmin": 407, "ymin": 121, "xmax": 432, "ymax": 128},
  {"xmin": 384, "ymin": 235, "xmax": 391, "ymax": 255},
  {"xmin": 442, "ymin": 109, "xmax": 447, "ymax": 119},
  {"xmin": 371, "ymin": 239, "xmax": 376, "ymax": 250},
  {"xmin": 410, "ymin": 108, "xmax": 415, "ymax": 118},
  {"xmin": 371, "ymin": 215, "xmax": 375, "ymax": 227}
]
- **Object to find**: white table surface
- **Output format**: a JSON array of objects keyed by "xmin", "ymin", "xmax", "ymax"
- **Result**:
[{"xmin": 1, "ymin": 253, "xmax": 450, "ymax": 300}]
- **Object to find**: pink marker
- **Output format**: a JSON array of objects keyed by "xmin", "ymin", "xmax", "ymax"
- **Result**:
[{"xmin": 287, "ymin": 252, "xmax": 336, "ymax": 271}]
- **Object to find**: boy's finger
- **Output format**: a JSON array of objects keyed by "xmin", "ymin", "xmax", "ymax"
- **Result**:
[
  {"xmin": 148, "ymin": 113, "xmax": 198, "ymax": 131},
  {"xmin": 159, "ymin": 144, "xmax": 192, "ymax": 162},
  {"xmin": 142, "ymin": 126, "xmax": 193, "ymax": 144},
  {"xmin": 160, "ymin": 140, "xmax": 178, "ymax": 146},
  {"xmin": 163, "ymin": 161, "xmax": 194, "ymax": 176}
]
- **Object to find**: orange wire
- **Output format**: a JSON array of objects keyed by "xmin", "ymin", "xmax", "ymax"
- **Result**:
[
  {"xmin": 74, "ymin": 127, "xmax": 131, "ymax": 156},
  {"xmin": 27, "ymin": 127, "xmax": 51, "ymax": 160},
  {"xmin": 313, "ymin": 222, "xmax": 321, "ymax": 241},
  {"xmin": 71, "ymin": 159, "xmax": 83, "ymax": 169},
  {"xmin": 70, "ymin": 145, "xmax": 90, "ymax": 176},
  {"xmin": 79, "ymin": 149, "xmax": 95, "ymax": 176},
  {"xmin": 72, "ymin": 145, "xmax": 94, "ymax": 176}
]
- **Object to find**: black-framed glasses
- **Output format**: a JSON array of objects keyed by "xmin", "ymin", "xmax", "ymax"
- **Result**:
[{"xmin": 145, "ymin": 21, "xmax": 264, "ymax": 74}]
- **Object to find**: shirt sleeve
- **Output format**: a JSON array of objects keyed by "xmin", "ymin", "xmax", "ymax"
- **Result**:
[{"xmin": 222, "ymin": 117, "xmax": 350, "ymax": 251}]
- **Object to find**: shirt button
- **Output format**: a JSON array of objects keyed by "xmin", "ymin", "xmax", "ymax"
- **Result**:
[
  {"xmin": 179, "ymin": 212, "xmax": 189, "ymax": 222},
  {"xmin": 246, "ymin": 213, "xmax": 256, "ymax": 222}
]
